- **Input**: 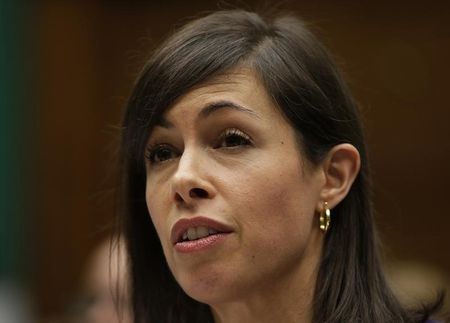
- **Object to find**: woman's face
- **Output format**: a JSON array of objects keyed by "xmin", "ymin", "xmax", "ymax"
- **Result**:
[{"xmin": 145, "ymin": 69, "xmax": 325, "ymax": 305}]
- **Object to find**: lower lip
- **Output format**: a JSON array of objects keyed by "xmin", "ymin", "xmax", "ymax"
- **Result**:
[{"xmin": 174, "ymin": 233, "xmax": 230, "ymax": 253}]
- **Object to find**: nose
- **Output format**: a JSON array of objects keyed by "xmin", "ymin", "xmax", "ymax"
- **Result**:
[{"xmin": 171, "ymin": 149, "xmax": 215, "ymax": 207}]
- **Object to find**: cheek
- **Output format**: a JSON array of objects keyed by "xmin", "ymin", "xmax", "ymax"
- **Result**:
[
  {"xmin": 145, "ymin": 182, "xmax": 169, "ymax": 240},
  {"xmin": 235, "ymin": 155, "xmax": 318, "ymax": 245},
  {"xmin": 244, "ymin": 159, "xmax": 311, "ymax": 211}
]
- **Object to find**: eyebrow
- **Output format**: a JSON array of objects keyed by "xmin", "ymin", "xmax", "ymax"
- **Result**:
[
  {"xmin": 197, "ymin": 100, "xmax": 260, "ymax": 120},
  {"xmin": 154, "ymin": 100, "xmax": 260, "ymax": 128}
]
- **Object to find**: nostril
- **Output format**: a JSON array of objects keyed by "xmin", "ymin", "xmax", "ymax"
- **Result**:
[{"xmin": 189, "ymin": 188, "xmax": 208, "ymax": 198}]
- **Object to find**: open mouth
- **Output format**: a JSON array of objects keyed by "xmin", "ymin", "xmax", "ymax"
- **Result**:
[
  {"xmin": 179, "ymin": 226, "xmax": 220, "ymax": 242},
  {"xmin": 171, "ymin": 216, "xmax": 233, "ymax": 246}
]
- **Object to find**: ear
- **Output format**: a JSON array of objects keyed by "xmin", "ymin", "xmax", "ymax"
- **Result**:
[{"xmin": 317, "ymin": 144, "xmax": 361, "ymax": 211}]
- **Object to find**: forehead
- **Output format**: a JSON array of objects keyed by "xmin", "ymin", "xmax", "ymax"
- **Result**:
[{"xmin": 163, "ymin": 68, "xmax": 280, "ymax": 120}]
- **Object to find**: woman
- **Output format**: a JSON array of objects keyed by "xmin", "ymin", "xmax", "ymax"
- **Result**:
[{"xmin": 119, "ymin": 10, "xmax": 443, "ymax": 323}]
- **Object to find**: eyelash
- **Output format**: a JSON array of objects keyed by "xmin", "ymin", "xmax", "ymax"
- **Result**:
[
  {"xmin": 145, "ymin": 128, "xmax": 253, "ymax": 165},
  {"xmin": 145, "ymin": 143, "xmax": 179, "ymax": 165},
  {"xmin": 215, "ymin": 128, "xmax": 252, "ymax": 149}
]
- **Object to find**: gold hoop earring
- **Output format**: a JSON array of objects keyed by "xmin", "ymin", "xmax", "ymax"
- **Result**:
[{"xmin": 319, "ymin": 202, "xmax": 331, "ymax": 232}]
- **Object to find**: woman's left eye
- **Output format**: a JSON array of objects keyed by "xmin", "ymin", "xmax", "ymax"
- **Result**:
[{"xmin": 216, "ymin": 128, "xmax": 252, "ymax": 148}]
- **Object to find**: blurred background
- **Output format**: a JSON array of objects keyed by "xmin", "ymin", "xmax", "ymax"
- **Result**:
[{"xmin": 1, "ymin": 0, "xmax": 449, "ymax": 321}]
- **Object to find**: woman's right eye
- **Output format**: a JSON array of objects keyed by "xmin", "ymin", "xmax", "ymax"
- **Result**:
[{"xmin": 145, "ymin": 144, "xmax": 179, "ymax": 164}]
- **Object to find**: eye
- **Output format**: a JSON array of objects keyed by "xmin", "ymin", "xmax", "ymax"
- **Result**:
[
  {"xmin": 145, "ymin": 144, "xmax": 179, "ymax": 164},
  {"xmin": 216, "ymin": 128, "xmax": 252, "ymax": 148}
]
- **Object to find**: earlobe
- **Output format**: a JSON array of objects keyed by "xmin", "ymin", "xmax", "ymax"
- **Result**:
[{"xmin": 318, "ymin": 143, "xmax": 361, "ymax": 210}]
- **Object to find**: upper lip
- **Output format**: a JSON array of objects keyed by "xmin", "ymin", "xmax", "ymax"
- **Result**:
[{"xmin": 170, "ymin": 216, "xmax": 233, "ymax": 244}]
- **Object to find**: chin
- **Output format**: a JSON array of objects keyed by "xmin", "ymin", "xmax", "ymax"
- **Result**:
[{"xmin": 176, "ymin": 267, "xmax": 237, "ymax": 305}]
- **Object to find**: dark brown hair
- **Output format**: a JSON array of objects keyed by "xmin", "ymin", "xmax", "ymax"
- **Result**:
[{"xmin": 119, "ymin": 10, "xmax": 442, "ymax": 323}]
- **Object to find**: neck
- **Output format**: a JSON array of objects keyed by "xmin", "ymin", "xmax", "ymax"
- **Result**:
[{"xmin": 209, "ymin": 247, "xmax": 320, "ymax": 323}]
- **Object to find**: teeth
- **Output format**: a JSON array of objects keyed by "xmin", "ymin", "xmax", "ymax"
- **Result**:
[
  {"xmin": 182, "ymin": 226, "xmax": 219, "ymax": 241},
  {"xmin": 187, "ymin": 227, "xmax": 197, "ymax": 241},
  {"xmin": 196, "ymin": 226, "xmax": 209, "ymax": 239}
]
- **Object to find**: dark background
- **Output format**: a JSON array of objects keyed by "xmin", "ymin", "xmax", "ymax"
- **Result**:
[{"xmin": 2, "ymin": 0, "xmax": 449, "ymax": 320}]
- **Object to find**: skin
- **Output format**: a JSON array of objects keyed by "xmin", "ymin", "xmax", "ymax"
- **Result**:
[{"xmin": 145, "ymin": 69, "xmax": 360, "ymax": 323}]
